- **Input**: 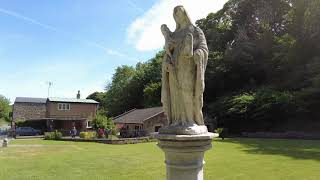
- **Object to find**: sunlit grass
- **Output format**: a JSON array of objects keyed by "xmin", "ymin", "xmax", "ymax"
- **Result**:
[{"xmin": 0, "ymin": 138, "xmax": 319, "ymax": 180}]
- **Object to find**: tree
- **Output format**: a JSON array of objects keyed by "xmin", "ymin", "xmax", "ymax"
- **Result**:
[
  {"xmin": 92, "ymin": 113, "xmax": 115, "ymax": 131},
  {"xmin": 197, "ymin": 0, "xmax": 320, "ymax": 133},
  {"xmin": 89, "ymin": 0, "xmax": 320, "ymax": 133},
  {"xmin": 86, "ymin": 92, "xmax": 106, "ymax": 103},
  {"xmin": 104, "ymin": 65, "xmax": 136, "ymax": 116},
  {"xmin": 0, "ymin": 95, "xmax": 11, "ymax": 122},
  {"xmin": 101, "ymin": 51, "xmax": 164, "ymax": 117}
]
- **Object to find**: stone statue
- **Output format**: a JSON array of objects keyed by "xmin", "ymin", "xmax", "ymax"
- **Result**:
[{"xmin": 160, "ymin": 5, "xmax": 209, "ymax": 135}]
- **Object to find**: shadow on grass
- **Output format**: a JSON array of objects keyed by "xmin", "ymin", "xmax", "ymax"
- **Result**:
[{"xmin": 218, "ymin": 138, "xmax": 320, "ymax": 161}]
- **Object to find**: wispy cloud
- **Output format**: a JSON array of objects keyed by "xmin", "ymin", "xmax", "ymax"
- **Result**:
[
  {"xmin": 127, "ymin": 0, "xmax": 144, "ymax": 13},
  {"xmin": 127, "ymin": 0, "xmax": 228, "ymax": 51},
  {"xmin": 0, "ymin": 7, "xmax": 59, "ymax": 32},
  {"xmin": 0, "ymin": 7, "xmax": 126, "ymax": 58}
]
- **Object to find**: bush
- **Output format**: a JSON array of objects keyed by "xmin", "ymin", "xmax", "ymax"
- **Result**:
[
  {"xmin": 214, "ymin": 128, "xmax": 224, "ymax": 134},
  {"xmin": 92, "ymin": 114, "xmax": 115, "ymax": 130},
  {"xmin": 79, "ymin": 131, "xmax": 97, "ymax": 139},
  {"xmin": 44, "ymin": 130, "xmax": 62, "ymax": 140},
  {"xmin": 110, "ymin": 128, "xmax": 118, "ymax": 136}
]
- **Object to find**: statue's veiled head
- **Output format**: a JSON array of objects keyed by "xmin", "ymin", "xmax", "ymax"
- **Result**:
[{"xmin": 173, "ymin": 5, "xmax": 192, "ymax": 30}]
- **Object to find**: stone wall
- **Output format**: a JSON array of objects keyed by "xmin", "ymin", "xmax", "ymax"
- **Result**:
[
  {"xmin": 143, "ymin": 112, "xmax": 168, "ymax": 135},
  {"xmin": 13, "ymin": 103, "xmax": 46, "ymax": 121},
  {"xmin": 60, "ymin": 136, "xmax": 156, "ymax": 144}
]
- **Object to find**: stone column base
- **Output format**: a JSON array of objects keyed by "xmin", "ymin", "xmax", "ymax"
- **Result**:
[{"xmin": 155, "ymin": 133, "xmax": 215, "ymax": 180}]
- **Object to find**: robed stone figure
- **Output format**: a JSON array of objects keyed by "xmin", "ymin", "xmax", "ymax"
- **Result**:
[{"xmin": 160, "ymin": 6, "xmax": 209, "ymax": 135}]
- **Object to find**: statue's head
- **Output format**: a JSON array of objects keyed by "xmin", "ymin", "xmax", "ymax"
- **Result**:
[{"xmin": 173, "ymin": 5, "xmax": 192, "ymax": 30}]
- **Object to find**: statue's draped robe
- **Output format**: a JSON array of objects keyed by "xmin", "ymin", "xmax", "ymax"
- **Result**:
[{"xmin": 161, "ymin": 25, "xmax": 208, "ymax": 126}]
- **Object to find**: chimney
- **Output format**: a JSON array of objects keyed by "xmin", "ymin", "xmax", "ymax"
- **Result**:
[{"xmin": 76, "ymin": 90, "xmax": 80, "ymax": 99}]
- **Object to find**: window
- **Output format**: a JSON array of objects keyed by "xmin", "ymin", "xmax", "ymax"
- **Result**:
[
  {"xmin": 58, "ymin": 103, "xmax": 70, "ymax": 110},
  {"xmin": 86, "ymin": 121, "xmax": 92, "ymax": 128}
]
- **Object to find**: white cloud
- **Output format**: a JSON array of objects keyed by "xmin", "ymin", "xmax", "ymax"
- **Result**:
[{"xmin": 127, "ymin": 0, "xmax": 228, "ymax": 51}]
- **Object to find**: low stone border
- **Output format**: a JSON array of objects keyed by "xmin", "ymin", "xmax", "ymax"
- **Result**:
[{"xmin": 59, "ymin": 136, "xmax": 156, "ymax": 145}]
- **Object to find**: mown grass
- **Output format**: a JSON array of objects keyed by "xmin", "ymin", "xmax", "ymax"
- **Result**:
[{"xmin": 0, "ymin": 138, "xmax": 319, "ymax": 180}]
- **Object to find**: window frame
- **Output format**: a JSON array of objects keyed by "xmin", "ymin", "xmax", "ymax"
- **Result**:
[
  {"xmin": 57, "ymin": 103, "xmax": 71, "ymax": 111},
  {"xmin": 86, "ymin": 121, "xmax": 92, "ymax": 128}
]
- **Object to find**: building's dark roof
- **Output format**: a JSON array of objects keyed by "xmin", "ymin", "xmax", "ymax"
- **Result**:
[
  {"xmin": 48, "ymin": 97, "xmax": 99, "ymax": 104},
  {"xmin": 15, "ymin": 97, "xmax": 47, "ymax": 104},
  {"xmin": 113, "ymin": 107, "xmax": 164, "ymax": 124}
]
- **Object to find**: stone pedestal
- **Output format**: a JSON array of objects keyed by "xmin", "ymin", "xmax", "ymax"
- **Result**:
[
  {"xmin": 155, "ymin": 133, "xmax": 215, "ymax": 180},
  {"xmin": 2, "ymin": 138, "xmax": 8, "ymax": 147}
]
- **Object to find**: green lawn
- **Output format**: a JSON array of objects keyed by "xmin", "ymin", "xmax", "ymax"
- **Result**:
[{"xmin": 0, "ymin": 138, "xmax": 319, "ymax": 180}]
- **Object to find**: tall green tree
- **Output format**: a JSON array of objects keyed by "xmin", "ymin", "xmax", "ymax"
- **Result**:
[
  {"xmin": 102, "ymin": 51, "xmax": 163, "ymax": 116},
  {"xmin": 90, "ymin": 0, "xmax": 320, "ymax": 133},
  {"xmin": 196, "ymin": 0, "xmax": 320, "ymax": 133},
  {"xmin": 0, "ymin": 95, "xmax": 11, "ymax": 122}
]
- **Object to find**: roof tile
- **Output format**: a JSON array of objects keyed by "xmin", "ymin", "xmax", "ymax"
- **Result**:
[
  {"xmin": 15, "ymin": 97, "xmax": 47, "ymax": 104},
  {"xmin": 113, "ymin": 107, "xmax": 163, "ymax": 124},
  {"xmin": 48, "ymin": 97, "xmax": 99, "ymax": 104}
]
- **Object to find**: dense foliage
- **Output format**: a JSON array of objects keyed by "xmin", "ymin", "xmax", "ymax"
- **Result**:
[
  {"xmin": 89, "ymin": 0, "xmax": 320, "ymax": 133},
  {"xmin": 79, "ymin": 131, "xmax": 97, "ymax": 139},
  {"xmin": 44, "ymin": 131, "xmax": 62, "ymax": 140},
  {"xmin": 195, "ymin": 0, "xmax": 320, "ymax": 133},
  {"xmin": 87, "ymin": 51, "xmax": 163, "ymax": 117},
  {"xmin": 0, "ymin": 95, "xmax": 11, "ymax": 124},
  {"xmin": 92, "ymin": 113, "xmax": 116, "ymax": 133}
]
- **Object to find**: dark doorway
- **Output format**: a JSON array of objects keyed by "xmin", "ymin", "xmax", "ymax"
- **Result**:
[{"xmin": 155, "ymin": 126, "xmax": 161, "ymax": 132}]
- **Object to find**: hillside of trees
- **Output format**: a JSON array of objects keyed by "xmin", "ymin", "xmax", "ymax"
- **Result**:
[{"xmin": 88, "ymin": 0, "xmax": 320, "ymax": 134}]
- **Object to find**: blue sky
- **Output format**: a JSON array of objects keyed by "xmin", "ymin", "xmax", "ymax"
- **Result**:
[{"xmin": 0, "ymin": 0, "xmax": 227, "ymax": 103}]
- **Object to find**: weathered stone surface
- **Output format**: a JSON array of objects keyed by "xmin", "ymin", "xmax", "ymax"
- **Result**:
[
  {"xmin": 13, "ymin": 102, "xmax": 46, "ymax": 121},
  {"xmin": 159, "ymin": 124, "xmax": 208, "ymax": 135},
  {"xmin": 2, "ymin": 138, "xmax": 8, "ymax": 147},
  {"xmin": 157, "ymin": 6, "xmax": 213, "ymax": 180},
  {"xmin": 144, "ymin": 112, "xmax": 168, "ymax": 134},
  {"xmin": 161, "ymin": 5, "xmax": 209, "ymax": 135},
  {"xmin": 155, "ymin": 133, "xmax": 215, "ymax": 180}
]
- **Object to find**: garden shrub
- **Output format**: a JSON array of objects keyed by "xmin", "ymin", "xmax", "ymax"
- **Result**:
[
  {"xmin": 92, "ymin": 113, "xmax": 116, "ymax": 133},
  {"xmin": 44, "ymin": 130, "xmax": 62, "ymax": 140},
  {"xmin": 79, "ymin": 131, "xmax": 97, "ymax": 139}
]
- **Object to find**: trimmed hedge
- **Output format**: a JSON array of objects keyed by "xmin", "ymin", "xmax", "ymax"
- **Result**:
[{"xmin": 79, "ymin": 131, "xmax": 97, "ymax": 139}]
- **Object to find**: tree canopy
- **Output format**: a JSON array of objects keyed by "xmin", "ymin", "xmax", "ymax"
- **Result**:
[
  {"xmin": 89, "ymin": 0, "xmax": 320, "ymax": 133},
  {"xmin": 88, "ymin": 51, "xmax": 163, "ymax": 117},
  {"xmin": 0, "ymin": 95, "xmax": 11, "ymax": 123}
]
